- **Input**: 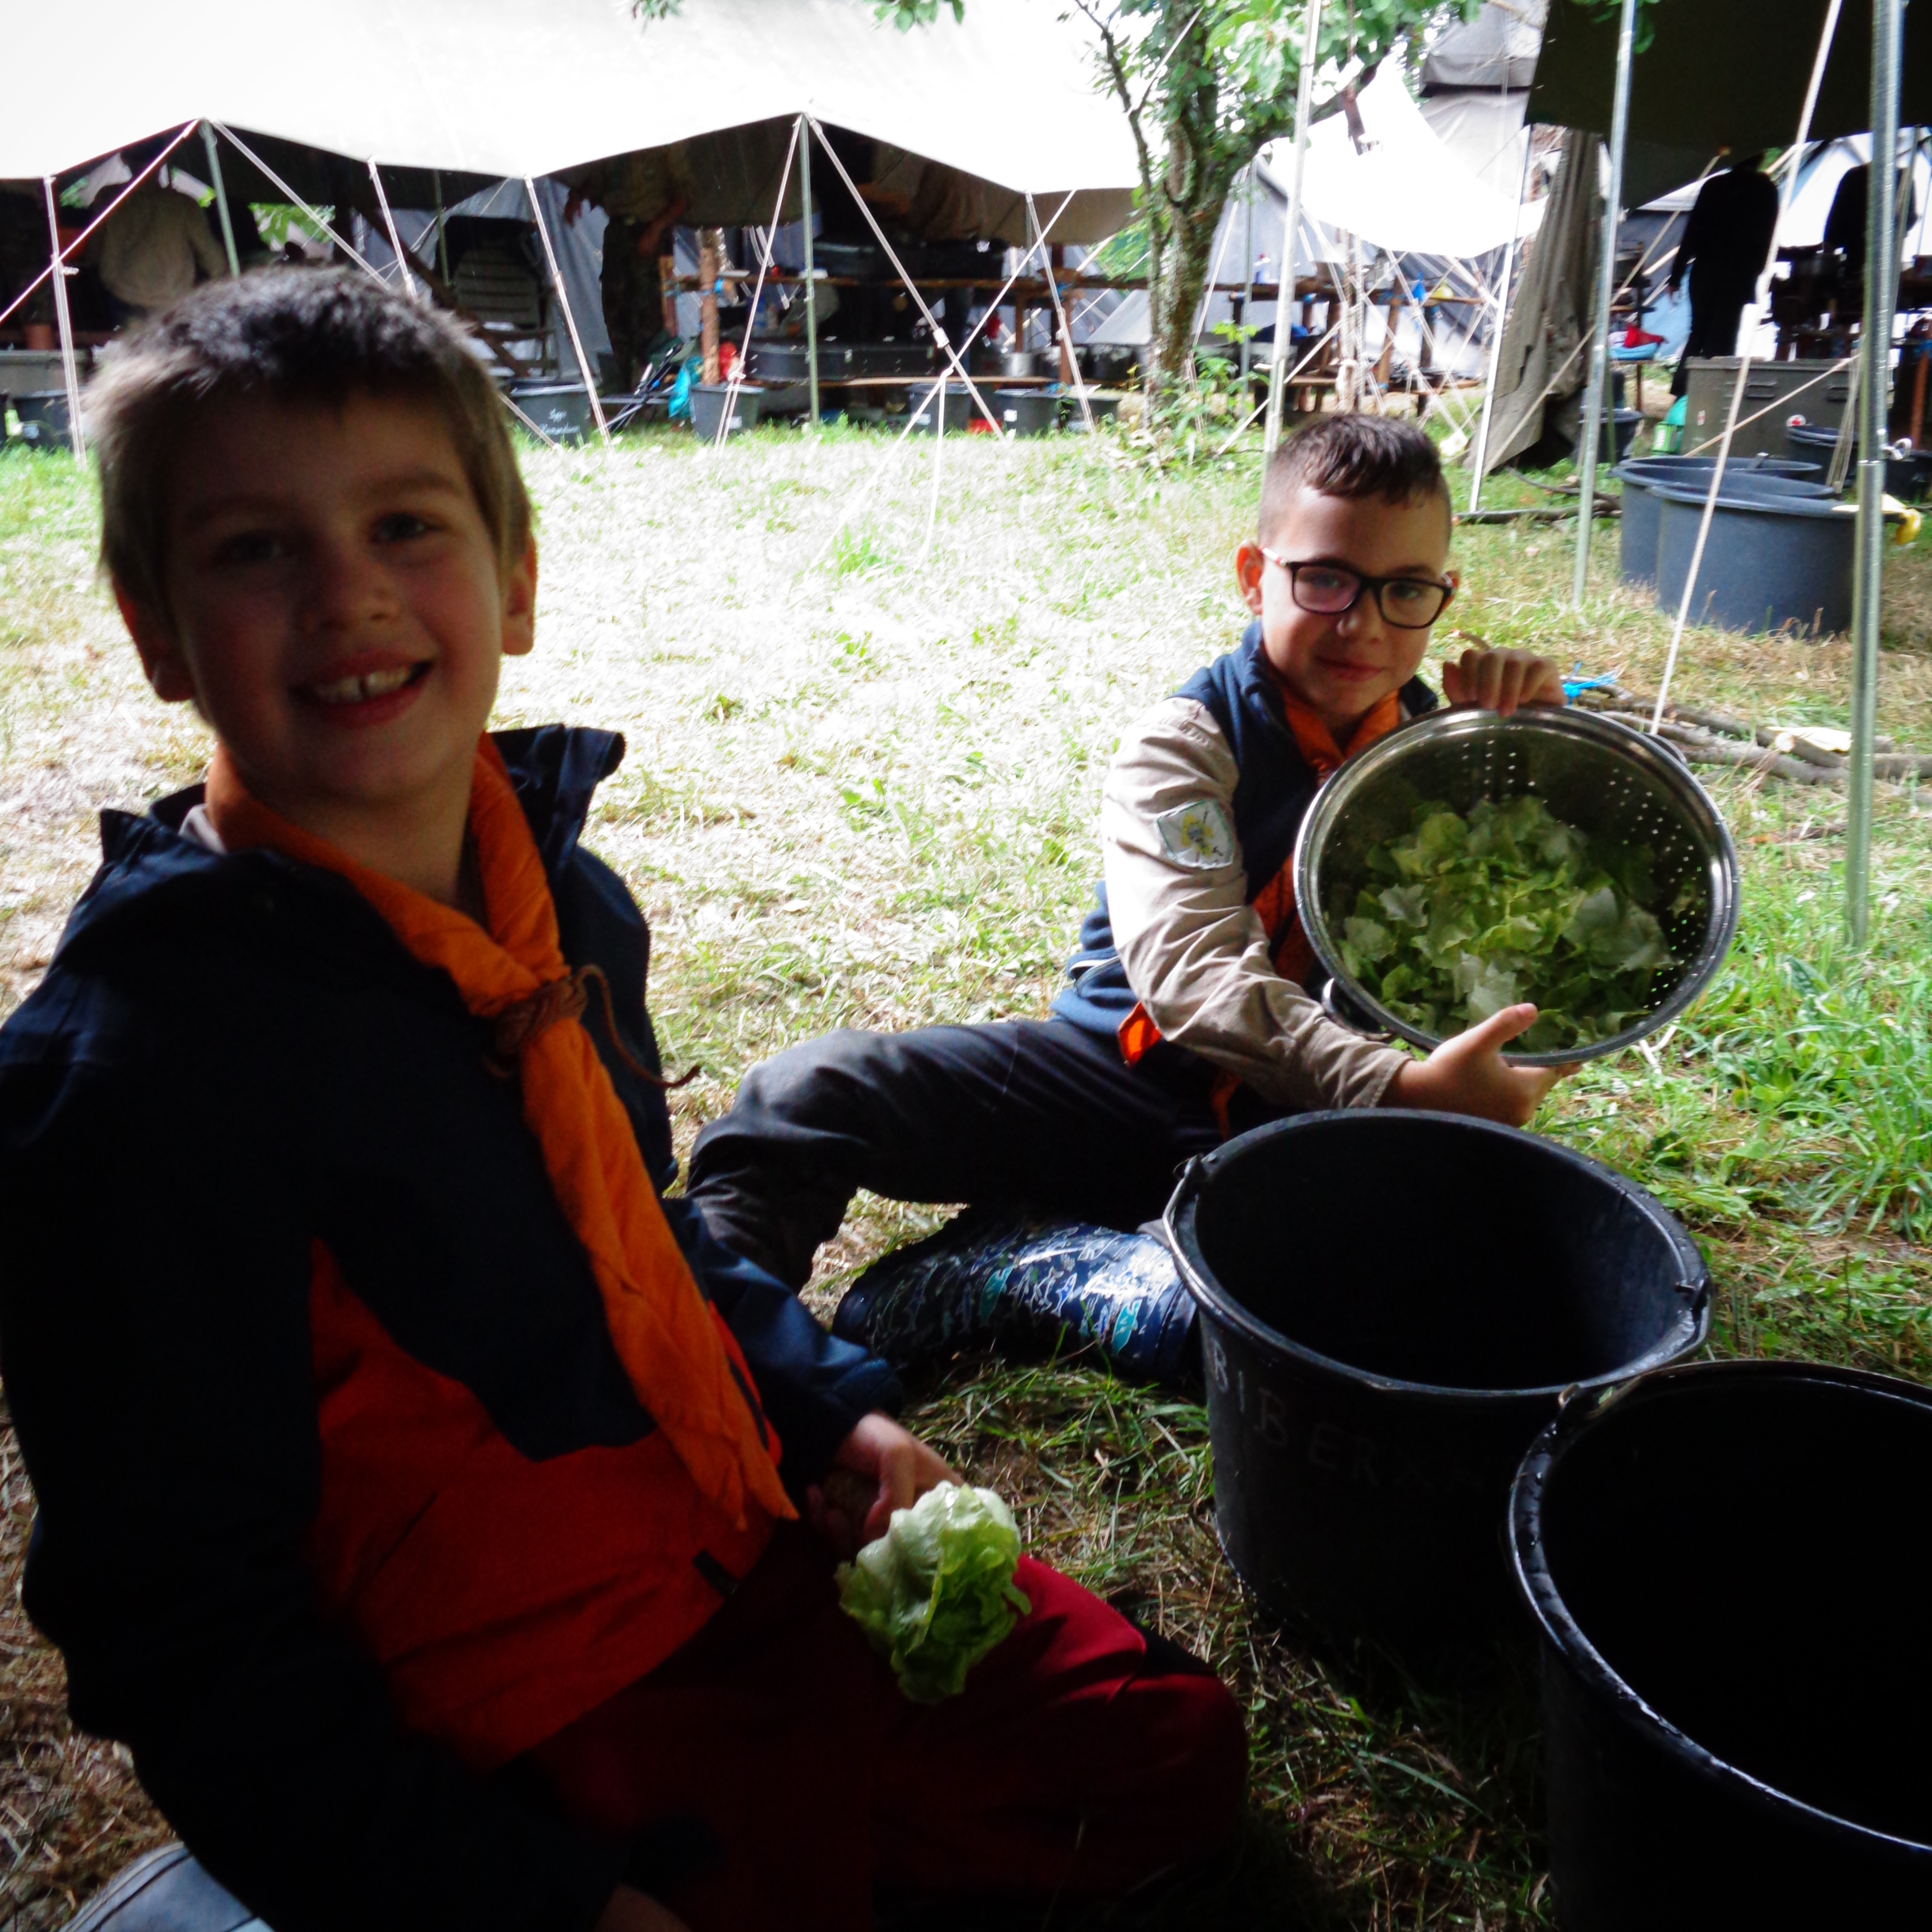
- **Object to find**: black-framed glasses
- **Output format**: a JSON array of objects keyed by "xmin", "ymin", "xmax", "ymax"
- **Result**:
[{"xmin": 1260, "ymin": 547, "xmax": 1456, "ymax": 630}]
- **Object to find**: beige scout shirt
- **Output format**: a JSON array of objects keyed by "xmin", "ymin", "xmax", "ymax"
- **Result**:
[
  {"xmin": 94, "ymin": 182, "xmax": 228, "ymax": 312},
  {"xmin": 1100, "ymin": 693, "xmax": 1414, "ymax": 1112}
]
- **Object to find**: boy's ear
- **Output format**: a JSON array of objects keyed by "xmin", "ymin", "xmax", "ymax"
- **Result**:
[
  {"xmin": 501, "ymin": 537, "xmax": 538, "ymax": 660},
  {"xmin": 114, "ymin": 584, "xmax": 198, "ymax": 705},
  {"xmin": 1234, "ymin": 541, "xmax": 1266, "ymax": 616}
]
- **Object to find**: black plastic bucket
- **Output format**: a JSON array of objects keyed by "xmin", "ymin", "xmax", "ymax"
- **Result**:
[
  {"xmin": 994, "ymin": 388, "xmax": 1058, "ymax": 436},
  {"xmin": 1596, "ymin": 406, "xmax": 1642, "ymax": 465},
  {"xmin": 1614, "ymin": 456, "xmax": 1822, "ymax": 584},
  {"xmin": 1163, "ymin": 1112, "xmax": 1708, "ymax": 1655},
  {"xmin": 1654, "ymin": 480, "xmax": 1853, "ymax": 634},
  {"xmin": 1511, "ymin": 1362, "xmax": 1932, "ymax": 1928}
]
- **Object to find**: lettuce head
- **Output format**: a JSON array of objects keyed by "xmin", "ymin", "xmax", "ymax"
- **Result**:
[
  {"xmin": 836, "ymin": 1483, "xmax": 1032, "ymax": 1702},
  {"xmin": 1330, "ymin": 795, "xmax": 1683, "ymax": 1052}
]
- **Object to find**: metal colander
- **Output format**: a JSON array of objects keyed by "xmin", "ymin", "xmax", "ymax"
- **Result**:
[{"xmin": 1293, "ymin": 708, "xmax": 1742, "ymax": 1066}]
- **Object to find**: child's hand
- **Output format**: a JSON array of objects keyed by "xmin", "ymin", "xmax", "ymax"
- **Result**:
[
  {"xmin": 1385, "ymin": 1002, "xmax": 1576, "ymax": 1126},
  {"xmin": 1441, "ymin": 646, "xmax": 1566, "ymax": 716},
  {"xmin": 810, "ymin": 1412, "xmax": 962, "ymax": 1557},
  {"xmin": 594, "ymin": 1885, "xmax": 692, "ymax": 1932}
]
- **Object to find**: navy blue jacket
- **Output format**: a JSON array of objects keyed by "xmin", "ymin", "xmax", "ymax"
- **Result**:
[
  {"xmin": 0, "ymin": 726, "xmax": 898, "ymax": 1931},
  {"xmin": 1052, "ymin": 620, "xmax": 1437, "ymax": 1040}
]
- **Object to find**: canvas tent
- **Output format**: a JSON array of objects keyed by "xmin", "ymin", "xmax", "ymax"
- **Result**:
[
  {"xmin": 1526, "ymin": 0, "xmax": 1932, "ymax": 208},
  {"xmin": 1092, "ymin": 62, "xmax": 1542, "ymax": 399},
  {"xmin": 1419, "ymin": 0, "xmax": 1548, "ymax": 201},
  {"xmin": 1482, "ymin": 0, "xmax": 1932, "ymax": 472},
  {"xmin": 0, "ymin": 0, "xmax": 1137, "ymax": 240}
]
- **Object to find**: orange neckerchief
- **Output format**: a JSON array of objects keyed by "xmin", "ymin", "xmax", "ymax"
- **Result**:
[
  {"xmin": 1250, "ymin": 680, "xmax": 1404, "ymax": 986},
  {"xmin": 1116, "ymin": 681, "xmax": 1408, "ymax": 1136},
  {"xmin": 206, "ymin": 741, "xmax": 793, "ymax": 1531}
]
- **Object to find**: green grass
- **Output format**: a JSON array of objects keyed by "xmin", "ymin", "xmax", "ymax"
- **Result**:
[{"xmin": 2, "ymin": 416, "xmax": 1930, "ymax": 1926}]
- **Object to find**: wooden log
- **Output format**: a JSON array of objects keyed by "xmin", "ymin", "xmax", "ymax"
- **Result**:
[{"xmin": 698, "ymin": 228, "xmax": 722, "ymax": 385}]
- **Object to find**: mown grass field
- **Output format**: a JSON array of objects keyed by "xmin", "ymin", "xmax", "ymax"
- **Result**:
[{"xmin": 2, "ymin": 416, "xmax": 1928, "ymax": 1929}]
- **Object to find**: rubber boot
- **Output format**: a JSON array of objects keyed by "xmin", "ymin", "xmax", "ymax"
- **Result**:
[{"xmin": 832, "ymin": 1210, "xmax": 1200, "ymax": 1387}]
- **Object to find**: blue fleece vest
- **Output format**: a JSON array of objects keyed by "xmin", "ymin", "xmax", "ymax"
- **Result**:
[{"xmin": 1050, "ymin": 622, "xmax": 1436, "ymax": 1042}]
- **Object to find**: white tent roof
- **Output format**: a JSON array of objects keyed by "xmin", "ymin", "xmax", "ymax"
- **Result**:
[
  {"xmin": 2, "ymin": 0, "xmax": 1136, "ymax": 214},
  {"xmin": 1272, "ymin": 64, "xmax": 1534, "ymax": 259}
]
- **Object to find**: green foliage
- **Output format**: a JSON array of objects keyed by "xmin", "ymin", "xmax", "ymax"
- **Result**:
[
  {"xmin": 874, "ymin": 0, "xmax": 964, "ymax": 24},
  {"xmin": 250, "ymin": 202, "xmax": 331, "ymax": 250},
  {"xmin": 836, "ymin": 1484, "xmax": 1032, "ymax": 1701},
  {"xmin": 1568, "ymin": 0, "xmax": 1662, "ymax": 54},
  {"xmin": 1127, "ymin": 322, "xmax": 1256, "ymax": 465},
  {"xmin": 878, "ymin": 0, "xmax": 1476, "ymax": 398},
  {"xmin": 1332, "ymin": 794, "xmax": 1685, "ymax": 1052}
]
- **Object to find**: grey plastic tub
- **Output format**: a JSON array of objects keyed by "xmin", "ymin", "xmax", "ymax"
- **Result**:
[
  {"xmin": 1786, "ymin": 422, "xmax": 1932, "ymax": 500},
  {"xmin": 1654, "ymin": 482, "xmax": 1854, "ymax": 635},
  {"xmin": 1616, "ymin": 459, "xmax": 1828, "ymax": 586}
]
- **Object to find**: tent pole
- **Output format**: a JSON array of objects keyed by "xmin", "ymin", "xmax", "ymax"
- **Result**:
[
  {"xmin": 1265, "ymin": 0, "xmax": 1324, "ymax": 456},
  {"xmin": 1240, "ymin": 164, "xmax": 1256, "ymax": 386},
  {"xmin": 40, "ymin": 177, "xmax": 84, "ymax": 462},
  {"xmin": 798, "ymin": 116, "xmax": 820, "ymax": 434},
  {"xmin": 1468, "ymin": 129, "xmax": 1534, "ymax": 512},
  {"xmin": 1570, "ymin": 0, "xmax": 1638, "ymax": 608},
  {"xmin": 1848, "ymin": 8, "xmax": 1906, "ymax": 948},
  {"xmin": 526, "ymin": 176, "xmax": 610, "ymax": 446},
  {"xmin": 200, "ymin": 124, "xmax": 240, "ymax": 276},
  {"xmin": 805, "ymin": 118, "xmax": 1004, "ymax": 430},
  {"xmin": 368, "ymin": 162, "xmax": 418, "ymax": 302},
  {"xmin": 1649, "ymin": 0, "xmax": 1844, "ymax": 736},
  {"xmin": 1028, "ymin": 191, "xmax": 1096, "ymax": 433},
  {"xmin": 432, "ymin": 170, "xmax": 451, "ymax": 284}
]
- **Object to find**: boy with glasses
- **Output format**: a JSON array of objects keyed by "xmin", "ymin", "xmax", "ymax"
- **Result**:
[{"xmin": 686, "ymin": 414, "xmax": 1570, "ymax": 1310}]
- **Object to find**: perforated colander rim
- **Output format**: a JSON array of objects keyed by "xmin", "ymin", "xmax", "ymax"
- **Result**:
[{"xmin": 1292, "ymin": 707, "xmax": 1743, "ymax": 1067}]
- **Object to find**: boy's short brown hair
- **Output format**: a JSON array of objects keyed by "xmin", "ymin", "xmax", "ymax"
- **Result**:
[
  {"xmin": 1258, "ymin": 412, "xmax": 1450, "ymax": 542},
  {"xmin": 88, "ymin": 268, "xmax": 532, "ymax": 619}
]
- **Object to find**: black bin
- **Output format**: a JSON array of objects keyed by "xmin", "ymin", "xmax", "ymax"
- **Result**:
[
  {"xmin": 906, "ymin": 381, "xmax": 976, "ymax": 434},
  {"xmin": 12, "ymin": 389, "xmax": 72, "ymax": 450},
  {"xmin": 690, "ymin": 382, "xmax": 764, "ymax": 440},
  {"xmin": 1164, "ymin": 1112, "xmax": 1707, "ymax": 1656},
  {"xmin": 1511, "ymin": 1362, "xmax": 1932, "ymax": 1928},
  {"xmin": 994, "ymin": 388, "xmax": 1058, "ymax": 436}
]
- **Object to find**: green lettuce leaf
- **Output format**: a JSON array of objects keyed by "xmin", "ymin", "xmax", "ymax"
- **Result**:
[
  {"xmin": 1327, "ymin": 796, "xmax": 1684, "ymax": 1052},
  {"xmin": 835, "ymin": 1484, "xmax": 1032, "ymax": 1702}
]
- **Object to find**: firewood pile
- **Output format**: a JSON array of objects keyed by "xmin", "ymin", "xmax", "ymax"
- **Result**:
[{"xmin": 1567, "ymin": 684, "xmax": 1932, "ymax": 788}]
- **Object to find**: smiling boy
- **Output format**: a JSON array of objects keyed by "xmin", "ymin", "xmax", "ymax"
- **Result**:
[
  {"xmin": 686, "ymin": 414, "xmax": 1572, "ymax": 1306},
  {"xmin": 0, "ymin": 272, "xmax": 1244, "ymax": 1932}
]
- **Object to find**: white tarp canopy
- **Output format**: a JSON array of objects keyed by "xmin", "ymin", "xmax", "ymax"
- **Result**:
[
  {"xmin": 2, "ymin": 0, "xmax": 1136, "ymax": 233},
  {"xmin": 1274, "ymin": 65, "xmax": 1538, "ymax": 261}
]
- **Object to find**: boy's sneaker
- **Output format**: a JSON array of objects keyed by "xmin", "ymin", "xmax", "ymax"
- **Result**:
[{"xmin": 831, "ymin": 1210, "xmax": 1200, "ymax": 1386}]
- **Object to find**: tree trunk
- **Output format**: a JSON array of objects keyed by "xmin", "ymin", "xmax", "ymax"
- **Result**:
[{"xmin": 1147, "ymin": 201, "xmax": 1222, "ymax": 396}]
